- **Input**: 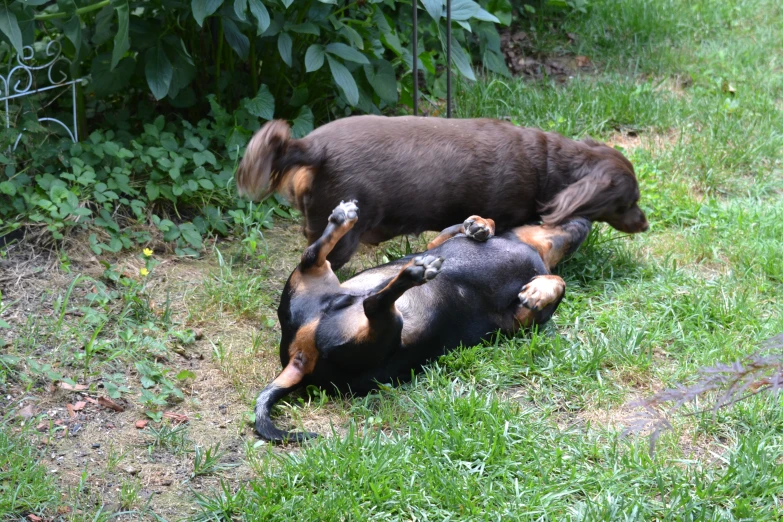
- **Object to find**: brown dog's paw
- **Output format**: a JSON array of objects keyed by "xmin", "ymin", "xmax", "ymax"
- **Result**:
[
  {"xmin": 329, "ymin": 200, "xmax": 359, "ymax": 226},
  {"xmin": 519, "ymin": 275, "xmax": 565, "ymax": 311},
  {"xmin": 463, "ymin": 216, "xmax": 495, "ymax": 242},
  {"xmin": 405, "ymin": 255, "xmax": 444, "ymax": 283}
]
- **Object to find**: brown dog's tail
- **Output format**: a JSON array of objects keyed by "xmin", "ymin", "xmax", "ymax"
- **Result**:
[
  {"xmin": 236, "ymin": 120, "xmax": 318, "ymax": 202},
  {"xmin": 254, "ymin": 361, "xmax": 318, "ymax": 443}
]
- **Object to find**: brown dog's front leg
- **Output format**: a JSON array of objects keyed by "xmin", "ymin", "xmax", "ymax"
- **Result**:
[
  {"xmin": 427, "ymin": 216, "xmax": 495, "ymax": 249},
  {"xmin": 363, "ymin": 255, "xmax": 443, "ymax": 317},
  {"xmin": 300, "ymin": 200, "xmax": 359, "ymax": 273}
]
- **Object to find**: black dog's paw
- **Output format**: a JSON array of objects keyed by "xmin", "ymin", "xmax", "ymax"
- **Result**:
[
  {"xmin": 405, "ymin": 255, "xmax": 444, "ymax": 283},
  {"xmin": 329, "ymin": 200, "xmax": 359, "ymax": 226},
  {"xmin": 519, "ymin": 275, "xmax": 565, "ymax": 311},
  {"xmin": 463, "ymin": 216, "xmax": 495, "ymax": 242}
]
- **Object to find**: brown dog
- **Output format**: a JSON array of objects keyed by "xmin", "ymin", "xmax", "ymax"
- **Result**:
[{"xmin": 236, "ymin": 116, "xmax": 648, "ymax": 269}]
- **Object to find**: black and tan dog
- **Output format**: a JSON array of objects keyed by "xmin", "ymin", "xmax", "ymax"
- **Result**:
[
  {"xmin": 255, "ymin": 200, "xmax": 592, "ymax": 442},
  {"xmin": 236, "ymin": 115, "xmax": 647, "ymax": 270}
]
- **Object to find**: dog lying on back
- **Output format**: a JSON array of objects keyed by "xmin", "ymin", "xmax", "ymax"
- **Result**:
[
  {"xmin": 255, "ymin": 201, "xmax": 592, "ymax": 442},
  {"xmin": 236, "ymin": 116, "xmax": 647, "ymax": 270}
]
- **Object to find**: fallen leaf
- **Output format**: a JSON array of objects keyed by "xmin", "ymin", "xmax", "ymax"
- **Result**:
[
  {"xmin": 36, "ymin": 422, "xmax": 47, "ymax": 432},
  {"xmin": 66, "ymin": 404, "xmax": 76, "ymax": 418},
  {"xmin": 27, "ymin": 515, "xmax": 42, "ymax": 522},
  {"xmin": 57, "ymin": 505, "xmax": 72, "ymax": 515},
  {"xmin": 83, "ymin": 397, "xmax": 99, "ymax": 405},
  {"xmin": 97, "ymin": 397, "xmax": 125, "ymax": 412},
  {"xmin": 59, "ymin": 382, "xmax": 88, "ymax": 391},
  {"xmin": 135, "ymin": 419, "xmax": 149, "ymax": 429},
  {"xmin": 72, "ymin": 401, "xmax": 86, "ymax": 411},
  {"xmin": 18, "ymin": 404, "xmax": 36, "ymax": 419},
  {"xmin": 194, "ymin": 328, "xmax": 204, "ymax": 340},
  {"xmin": 163, "ymin": 411, "xmax": 189, "ymax": 424}
]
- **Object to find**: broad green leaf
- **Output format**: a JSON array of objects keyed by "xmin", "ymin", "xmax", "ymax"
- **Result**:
[
  {"xmin": 474, "ymin": 6, "xmax": 500, "ymax": 23},
  {"xmin": 291, "ymin": 106, "xmax": 313, "ymax": 138},
  {"xmin": 0, "ymin": 180, "xmax": 15, "ymax": 196},
  {"xmin": 64, "ymin": 15, "xmax": 81, "ymax": 55},
  {"xmin": 146, "ymin": 181, "xmax": 160, "ymax": 201},
  {"xmin": 421, "ymin": 0, "xmax": 442, "ymax": 22},
  {"xmin": 244, "ymin": 84, "xmax": 274, "ymax": 120},
  {"xmin": 192, "ymin": 0, "xmax": 224, "ymax": 27},
  {"xmin": 325, "ymin": 42, "xmax": 369, "ymax": 65},
  {"xmin": 0, "ymin": 5, "xmax": 23, "ymax": 55},
  {"xmin": 288, "ymin": 22, "xmax": 319, "ymax": 35},
  {"xmin": 339, "ymin": 25, "xmax": 363, "ymax": 50},
  {"xmin": 483, "ymin": 49, "xmax": 510, "ymax": 77},
  {"xmin": 233, "ymin": 0, "xmax": 247, "ymax": 20},
  {"xmin": 179, "ymin": 223, "xmax": 203, "ymax": 249},
  {"xmin": 487, "ymin": 0, "xmax": 512, "ymax": 25},
  {"xmin": 305, "ymin": 44, "xmax": 325, "ymax": 72},
  {"xmin": 363, "ymin": 59, "xmax": 397, "ymax": 103},
  {"xmin": 381, "ymin": 30, "xmax": 402, "ymax": 55},
  {"xmin": 110, "ymin": 2, "xmax": 129, "ymax": 70},
  {"xmin": 145, "ymin": 45, "xmax": 173, "ymax": 100},
  {"xmin": 248, "ymin": 0, "xmax": 270, "ymax": 34},
  {"xmin": 223, "ymin": 17, "xmax": 249, "ymax": 59},
  {"xmin": 280, "ymin": 0, "xmax": 293, "ymax": 8},
  {"xmin": 450, "ymin": 40, "xmax": 475, "ymax": 81},
  {"xmin": 277, "ymin": 32, "xmax": 292, "ymax": 66},
  {"xmin": 91, "ymin": 54, "xmax": 134, "ymax": 96},
  {"xmin": 327, "ymin": 55, "xmax": 358, "ymax": 106},
  {"xmin": 451, "ymin": 0, "xmax": 479, "ymax": 21}
]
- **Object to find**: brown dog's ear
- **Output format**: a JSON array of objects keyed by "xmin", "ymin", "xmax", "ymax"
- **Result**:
[
  {"xmin": 236, "ymin": 120, "xmax": 291, "ymax": 201},
  {"xmin": 540, "ymin": 172, "xmax": 612, "ymax": 225}
]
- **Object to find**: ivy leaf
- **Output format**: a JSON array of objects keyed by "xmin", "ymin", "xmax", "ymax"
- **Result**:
[
  {"xmin": 291, "ymin": 106, "xmax": 313, "ymax": 139},
  {"xmin": 326, "ymin": 55, "xmax": 358, "ymax": 106},
  {"xmin": 248, "ymin": 0, "xmax": 270, "ymax": 34},
  {"xmin": 223, "ymin": 17, "xmax": 249, "ymax": 59},
  {"xmin": 0, "ymin": 5, "xmax": 23, "ymax": 55},
  {"xmin": 110, "ymin": 2, "xmax": 129, "ymax": 69},
  {"xmin": 305, "ymin": 44, "xmax": 325, "ymax": 72},
  {"xmin": 363, "ymin": 59, "xmax": 397, "ymax": 103},
  {"xmin": 277, "ymin": 32, "xmax": 292, "ymax": 66},
  {"xmin": 145, "ymin": 45, "xmax": 173, "ymax": 100},
  {"xmin": 244, "ymin": 84, "xmax": 274, "ymax": 120},
  {"xmin": 325, "ymin": 42, "xmax": 369, "ymax": 65},
  {"xmin": 420, "ymin": 0, "xmax": 442, "ymax": 22},
  {"xmin": 192, "ymin": 0, "xmax": 224, "ymax": 27}
]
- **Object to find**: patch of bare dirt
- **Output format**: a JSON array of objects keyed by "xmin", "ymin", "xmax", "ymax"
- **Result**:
[{"xmin": 500, "ymin": 29, "xmax": 595, "ymax": 80}]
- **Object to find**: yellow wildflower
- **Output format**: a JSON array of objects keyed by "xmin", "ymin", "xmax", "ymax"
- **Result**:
[
  {"xmin": 140, "ymin": 267, "xmax": 150, "ymax": 277},
  {"xmin": 143, "ymin": 248, "xmax": 153, "ymax": 257}
]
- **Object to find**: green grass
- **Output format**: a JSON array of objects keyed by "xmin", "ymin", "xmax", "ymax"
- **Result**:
[
  {"xmin": 193, "ymin": 0, "xmax": 783, "ymax": 520},
  {"xmin": 3, "ymin": 0, "xmax": 783, "ymax": 519}
]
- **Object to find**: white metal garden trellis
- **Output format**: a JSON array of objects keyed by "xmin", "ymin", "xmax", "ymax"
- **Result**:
[{"xmin": 0, "ymin": 40, "xmax": 85, "ymax": 149}]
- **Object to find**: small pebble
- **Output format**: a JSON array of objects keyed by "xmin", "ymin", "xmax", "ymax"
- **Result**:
[{"xmin": 92, "ymin": 443, "xmax": 100, "ymax": 449}]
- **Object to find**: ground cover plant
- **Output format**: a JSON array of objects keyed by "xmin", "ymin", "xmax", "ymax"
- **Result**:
[{"xmin": 2, "ymin": 0, "xmax": 783, "ymax": 519}]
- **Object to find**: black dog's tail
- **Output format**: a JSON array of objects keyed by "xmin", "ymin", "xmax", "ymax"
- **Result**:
[
  {"xmin": 254, "ymin": 361, "xmax": 318, "ymax": 443},
  {"xmin": 235, "ymin": 120, "xmax": 319, "ymax": 202}
]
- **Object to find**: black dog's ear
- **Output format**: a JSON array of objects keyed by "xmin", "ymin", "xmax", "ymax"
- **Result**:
[{"xmin": 540, "ymin": 171, "xmax": 612, "ymax": 225}]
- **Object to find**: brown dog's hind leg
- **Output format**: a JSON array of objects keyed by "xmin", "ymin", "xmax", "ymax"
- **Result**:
[
  {"xmin": 511, "ymin": 217, "xmax": 591, "ymax": 272},
  {"xmin": 514, "ymin": 275, "xmax": 566, "ymax": 328},
  {"xmin": 363, "ymin": 255, "xmax": 443, "ymax": 317},
  {"xmin": 427, "ymin": 216, "xmax": 496, "ymax": 249},
  {"xmin": 300, "ymin": 200, "xmax": 359, "ymax": 273}
]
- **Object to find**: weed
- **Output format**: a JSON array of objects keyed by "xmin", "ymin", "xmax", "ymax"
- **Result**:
[
  {"xmin": 142, "ymin": 423, "xmax": 191, "ymax": 455},
  {"xmin": 190, "ymin": 443, "xmax": 239, "ymax": 480}
]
